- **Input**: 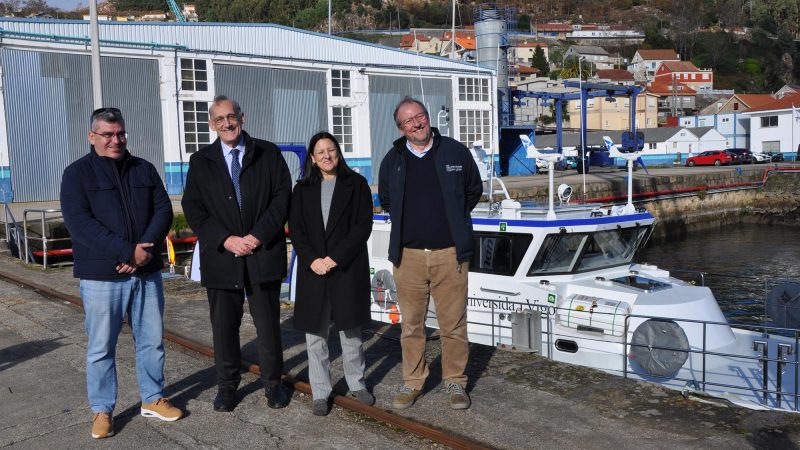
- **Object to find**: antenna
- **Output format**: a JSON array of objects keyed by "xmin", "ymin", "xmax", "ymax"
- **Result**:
[{"xmin": 520, "ymin": 134, "xmax": 562, "ymax": 220}]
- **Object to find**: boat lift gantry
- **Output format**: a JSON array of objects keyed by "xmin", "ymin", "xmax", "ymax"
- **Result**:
[{"xmin": 511, "ymin": 81, "xmax": 642, "ymax": 155}]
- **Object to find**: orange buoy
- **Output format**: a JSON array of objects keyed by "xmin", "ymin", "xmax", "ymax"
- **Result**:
[{"xmin": 389, "ymin": 304, "xmax": 400, "ymax": 324}]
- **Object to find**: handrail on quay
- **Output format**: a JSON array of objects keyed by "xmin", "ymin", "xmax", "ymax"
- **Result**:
[{"xmin": 23, "ymin": 208, "xmax": 71, "ymax": 270}]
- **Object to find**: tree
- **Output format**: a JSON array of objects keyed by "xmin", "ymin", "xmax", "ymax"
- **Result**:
[
  {"xmin": 560, "ymin": 56, "xmax": 593, "ymax": 80},
  {"xmin": 530, "ymin": 46, "xmax": 549, "ymax": 77}
]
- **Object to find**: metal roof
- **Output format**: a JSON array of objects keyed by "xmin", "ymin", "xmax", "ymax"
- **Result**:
[{"xmin": 0, "ymin": 18, "xmax": 492, "ymax": 74}]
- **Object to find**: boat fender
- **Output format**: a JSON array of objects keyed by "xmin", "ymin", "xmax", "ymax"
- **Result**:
[
  {"xmin": 629, "ymin": 319, "xmax": 689, "ymax": 378},
  {"xmin": 371, "ymin": 269, "xmax": 397, "ymax": 310},
  {"xmin": 766, "ymin": 283, "xmax": 800, "ymax": 328}
]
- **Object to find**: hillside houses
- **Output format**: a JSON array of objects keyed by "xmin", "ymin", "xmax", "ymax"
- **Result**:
[{"xmin": 628, "ymin": 49, "xmax": 680, "ymax": 81}]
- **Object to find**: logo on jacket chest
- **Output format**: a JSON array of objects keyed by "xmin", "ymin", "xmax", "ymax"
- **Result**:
[{"xmin": 445, "ymin": 164, "xmax": 463, "ymax": 172}]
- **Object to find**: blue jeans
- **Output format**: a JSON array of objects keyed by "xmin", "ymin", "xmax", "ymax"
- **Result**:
[{"xmin": 81, "ymin": 271, "xmax": 166, "ymax": 413}]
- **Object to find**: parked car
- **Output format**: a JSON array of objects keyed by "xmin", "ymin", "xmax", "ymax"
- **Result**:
[
  {"xmin": 725, "ymin": 148, "xmax": 754, "ymax": 164},
  {"xmin": 767, "ymin": 152, "xmax": 785, "ymax": 162},
  {"xmin": 564, "ymin": 156, "xmax": 578, "ymax": 170},
  {"xmin": 686, "ymin": 150, "xmax": 734, "ymax": 167},
  {"xmin": 751, "ymin": 152, "xmax": 772, "ymax": 163}
]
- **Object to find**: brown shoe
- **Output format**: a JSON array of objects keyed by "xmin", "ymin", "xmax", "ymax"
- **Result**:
[
  {"xmin": 141, "ymin": 397, "xmax": 183, "ymax": 422},
  {"xmin": 392, "ymin": 386, "xmax": 422, "ymax": 409},
  {"xmin": 91, "ymin": 412, "xmax": 113, "ymax": 439},
  {"xmin": 446, "ymin": 382, "xmax": 470, "ymax": 409}
]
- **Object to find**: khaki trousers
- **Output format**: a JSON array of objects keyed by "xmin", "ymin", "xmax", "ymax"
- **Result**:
[{"xmin": 394, "ymin": 247, "xmax": 469, "ymax": 390}]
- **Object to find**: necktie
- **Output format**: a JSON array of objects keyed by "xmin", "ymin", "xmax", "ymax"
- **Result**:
[{"xmin": 230, "ymin": 148, "xmax": 242, "ymax": 209}]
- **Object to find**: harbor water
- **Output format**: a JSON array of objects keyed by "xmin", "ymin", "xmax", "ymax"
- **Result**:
[{"xmin": 637, "ymin": 222, "xmax": 800, "ymax": 325}]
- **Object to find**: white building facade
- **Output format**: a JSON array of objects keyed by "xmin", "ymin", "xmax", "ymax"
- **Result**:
[{"xmin": 0, "ymin": 19, "xmax": 496, "ymax": 202}]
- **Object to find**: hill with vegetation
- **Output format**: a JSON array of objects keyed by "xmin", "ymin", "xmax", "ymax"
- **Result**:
[{"xmin": 5, "ymin": 0, "xmax": 796, "ymax": 92}]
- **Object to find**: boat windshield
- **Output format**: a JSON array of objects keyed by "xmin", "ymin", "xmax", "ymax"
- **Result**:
[{"xmin": 528, "ymin": 225, "xmax": 651, "ymax": 275}]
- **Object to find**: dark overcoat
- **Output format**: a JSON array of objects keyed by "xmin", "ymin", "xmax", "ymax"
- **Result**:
[
  {"xmin": 289, "ymin": 172, "xmax": 373, "ymax": 333},
  {"xmin": 181, "ymin": 132, "xmax": 291, "ymax": 290}
]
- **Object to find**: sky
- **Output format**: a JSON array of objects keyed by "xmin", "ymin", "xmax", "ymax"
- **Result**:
[{"xmin": 44, "ymin": 0, "xmax": 86, "ymax": 11}]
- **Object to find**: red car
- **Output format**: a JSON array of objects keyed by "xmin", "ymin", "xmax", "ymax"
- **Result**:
[{"xmin": 685, "ymin": 150, "xmax": 734, "ymax": 167}]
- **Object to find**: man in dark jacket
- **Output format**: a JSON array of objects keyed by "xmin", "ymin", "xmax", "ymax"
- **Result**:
[
  {"xmin": 181, "ymin": 96, "xmax": 291, "ymax": 412},
  {"xmin": 61, "ymin": 107, "xmax": 181, "ymax": 440},
  {"xmin": 378, "ymin": 97, "xmax": 483, "ymax": 411}
]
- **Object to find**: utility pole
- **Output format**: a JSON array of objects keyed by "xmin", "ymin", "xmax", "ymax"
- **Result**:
[
  {"xmin": 328, "ymin": 0, "xmax": 331, "ymax": 35},
  {"xmin": 450, "ymin": 0, "xmax": 456, "ymax": 59},
  {"xmin": 89, "ymin": 0, "xmax": 102, "ymax": 109}
]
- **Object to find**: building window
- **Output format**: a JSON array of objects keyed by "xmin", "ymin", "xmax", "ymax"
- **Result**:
[
  {"xmin": 761, "ymin": 116, "xmax": 778, "ymax": 128},
  {"xmin": 763, "ymin": 141, "xmax": 780, "ymax": 152},
  {"xmin": 331, "ymin": 70, "xmax": 351, "ymax": 97},
  {"xmin": 182, "ymin": 101, "xmax": 211, "ymax": 153},
  {"xmin": 332, "ymin": 107, "xmax": 353, "ymax": 152},
  {"xmin": 459, "ymin": 109, "xmax": 491, "ymax": 148},
  {"xmin": 722, "ymin": 117, "xmax": 729, "ymax": 122},
  {"xmin": 458, "ymin": 78, "xmax": 490, "ymax": 102},
  {"xmin": 180, "ymin": 59, "xmax": 208, "ymax": 91}
]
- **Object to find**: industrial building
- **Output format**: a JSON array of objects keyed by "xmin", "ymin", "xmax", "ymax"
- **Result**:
[{"xmin": 0, "ymin": 18, "xmax": 496, "ymax": 202}]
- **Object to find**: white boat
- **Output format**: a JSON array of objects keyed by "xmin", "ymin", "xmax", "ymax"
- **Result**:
[{"xmin": 364, "ymin": 145, "xmax": 800, "ymax": 413}]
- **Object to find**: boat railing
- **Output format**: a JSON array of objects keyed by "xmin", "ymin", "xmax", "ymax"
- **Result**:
[{"xmin": 369, "ymin": 291, "xmax": 800, "ymax": 411}]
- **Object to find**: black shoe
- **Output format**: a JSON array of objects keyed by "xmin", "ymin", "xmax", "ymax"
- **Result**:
[
  {"xmin": 265, "ymin": 384, "xmax": 290, "ymax": 409},
  {"xmin": 312, "ymin": 399, "xmax": 330, "ymax": 416},
  {"xmin": 213, "ymin": 386, "xmax": 236, "ymax": 412}
]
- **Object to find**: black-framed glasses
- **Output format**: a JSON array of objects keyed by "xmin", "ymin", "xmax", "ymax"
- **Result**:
[
  {"xmin": 212, "ymin": 114, "xmax": 241, "ymax": 126},
  {"xmin": 399, "ymin": 112, "xmax": 428, "ymax": 128},
  {"xmin": 91, "ymin": 130, "xmax": 129, "ymax": 140}
]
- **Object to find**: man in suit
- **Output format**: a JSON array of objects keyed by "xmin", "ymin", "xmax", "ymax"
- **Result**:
[{"xmin": 182, "ymin": 96, "xmax": 292, "ymax": 411}]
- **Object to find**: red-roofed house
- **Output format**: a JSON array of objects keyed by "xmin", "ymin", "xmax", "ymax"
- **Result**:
[
  {"xmin": 700, "ymin": 94, "xmax": 775, "ymax": 114},
  {"xmin": 535, "ymin": 23, "xmax": 572, "ymax": 39},
  {"xmin": 509, "ymin": 65, "xmax": 540, "ymax": 85},
  {"xmin": 509, "ymin": 41, "xmax": 549, "ymax": 65},
  {"xmin": 743, "ymin": 93, "xmax": 800, "ymax": 155},
  {"xmin": 628, "ymin": 49, "xmax": 680, "ymax": 81},
  {"xmin": 646, "ymin": 81, "xmax": 698, "ymax": 122},
  {"xmin": 654, "ymin": 61, "xmax": 713, "ymax": 92},
  {"xmin": 398, "ymin": 32, "xmax": 441, "ymax": 55},
  {"xmin": 440, "ymin": 30, "xmax": 476, "ymax": 60},
  {"xmin": 594, "ymin": 69, "xmax": 635, "ymax": 85}
]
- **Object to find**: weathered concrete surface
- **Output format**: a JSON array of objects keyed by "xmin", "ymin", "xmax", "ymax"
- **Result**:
[{"xmin": 2, "ymin": 255, "xmax": 800, "ymax": 449}]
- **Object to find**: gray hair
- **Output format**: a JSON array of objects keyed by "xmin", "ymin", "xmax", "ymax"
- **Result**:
[
  {"xmin": 209, "ymin": 95, "xmax": 243, "ymax": 118},
  {"xmin": 90, "ymin": 107, "xmax": 125, "ymax": 130},
  {"xmin": 393, "ymin": 97, "xmax": 429, "ymax": 128}
]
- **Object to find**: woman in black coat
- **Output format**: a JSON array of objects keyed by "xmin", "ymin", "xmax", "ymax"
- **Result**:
[{"xmin": 289, "ymin": 132, "xmax": 374, "ymax": 416}]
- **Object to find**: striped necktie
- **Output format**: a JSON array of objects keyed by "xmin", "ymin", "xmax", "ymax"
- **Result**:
[{"xmin": 230, "ymin": 148, "xmax": 241, "ymax": 208}]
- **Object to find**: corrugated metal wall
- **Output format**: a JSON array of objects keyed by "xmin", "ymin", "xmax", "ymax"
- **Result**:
[
  {"xmin": 1, "ymin": 49, "xmax": 163, "ymax": 201},
  {"xmin": 368, "ymin": 75, "xmax": 453, "ymax": 183},
  {"xmin": 0, "ymin": 19, "xmax": 486, "ymax": 73},
  {"xmin": 214, "ymin": 64, "xmax": 326, "ymax": 145}
]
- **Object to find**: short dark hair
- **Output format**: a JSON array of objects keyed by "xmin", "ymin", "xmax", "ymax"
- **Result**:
[
  {"xmin": 298, "ymin": 132, "xmax": 356, "ymax": 186},
  {"xmin": 90, "ymin": 107, "xmax": 125, "ymax": 130},
  {"xmin": 393, "ymin": 97, "xmax": 429, "ymax": 128},
  {"xmin": 209, "ymin": 95, "xmax": 243, "ymax": 118}
]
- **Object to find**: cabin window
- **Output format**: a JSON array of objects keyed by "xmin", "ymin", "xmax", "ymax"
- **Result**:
[
  {"xmin": 331, "ymin": 70, "xmax": 351, "ymax": 97},
  {"xmin": 182, "ymin": 101, "xmax": 211, "ymax": 154},
  {"xmin": 180, "ymin": 58, "xmax": 208, "ymax": 91},
  {"xmin": 528, "ymin": 226, "xmax": 651, "ymax": 275},
  {"xmin": 470, "ymin": 232, "xmax": 533, "ymax": 276}
]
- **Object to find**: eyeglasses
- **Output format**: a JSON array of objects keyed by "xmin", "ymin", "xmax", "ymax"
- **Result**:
[
  {"xmin": 91, "ymin": 130, "xmax": 128, "ymax": 140},
  {"xmin": 399, "ymin": 112, "xmax": 428, "ymax": 129},
  {"xmin": 212, "ymin": 114, "xmax": 241, "ymax": 126}
]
